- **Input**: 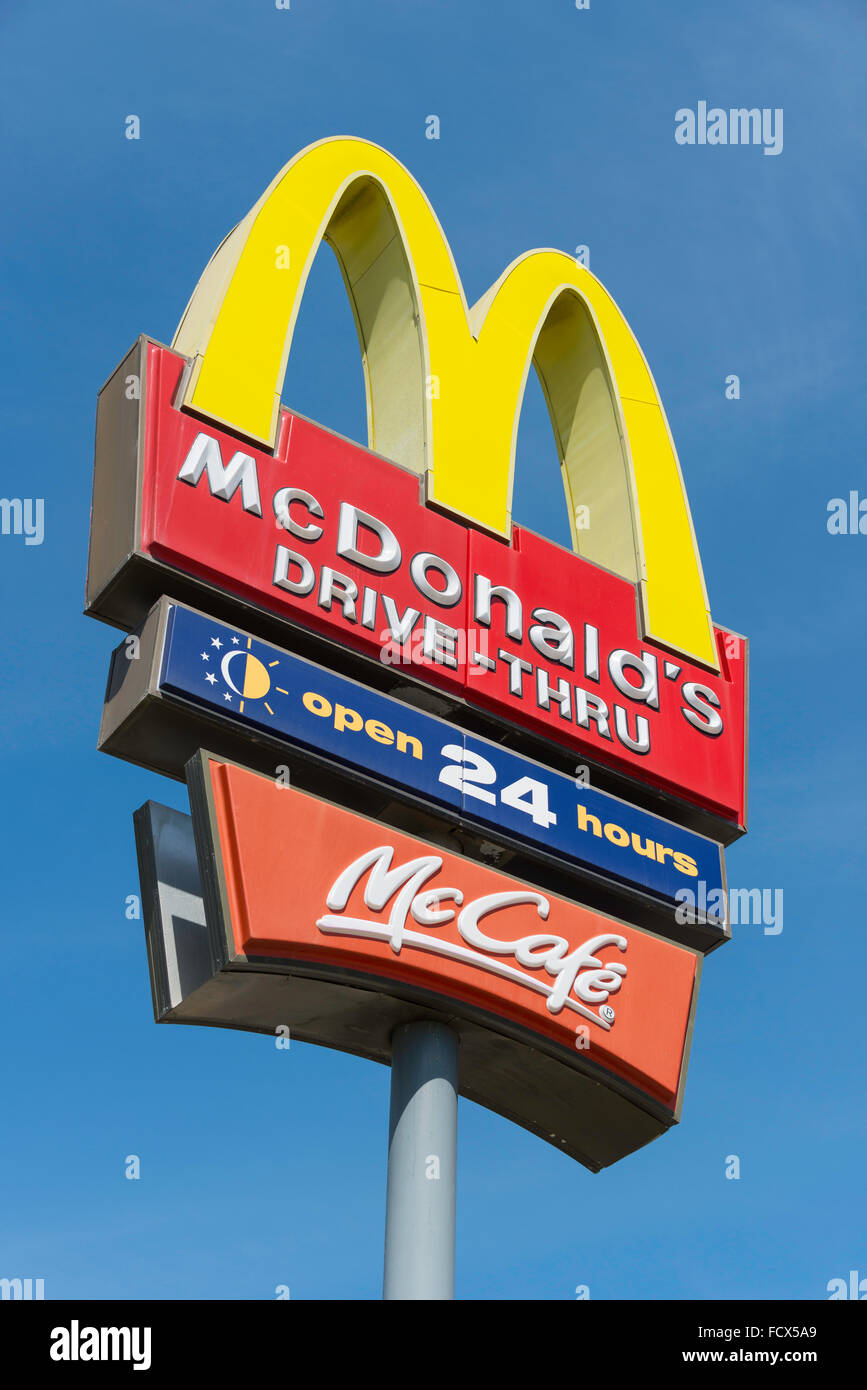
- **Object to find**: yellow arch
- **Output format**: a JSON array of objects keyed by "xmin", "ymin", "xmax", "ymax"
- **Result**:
[{"xmin": 173, "ymin": 137, "xmax": 717, "ymax": 669}]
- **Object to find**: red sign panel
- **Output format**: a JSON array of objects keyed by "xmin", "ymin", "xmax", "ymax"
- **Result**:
[
  {"xmin": 105, "ymin": 341, "xmax": 747, "ymax": 827},
  {"xmin": 200, "ymin": 756, "xmax": 700, "ymax": 1112}
]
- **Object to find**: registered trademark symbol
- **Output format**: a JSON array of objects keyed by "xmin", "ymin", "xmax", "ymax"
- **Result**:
[{"xmin": 600, "ymin": 1005, "xmax": 615, "ymax": 1024}]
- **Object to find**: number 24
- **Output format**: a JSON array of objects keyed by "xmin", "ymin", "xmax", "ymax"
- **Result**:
[{"xmin": 438, "ymin": 745, "xmax": 557, "ymax": 828}]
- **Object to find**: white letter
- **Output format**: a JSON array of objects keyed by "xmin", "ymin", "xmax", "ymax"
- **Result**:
[
  {"xmin": 177, "ymin": 433, "xmax": 262, "ymax": 515},
  {"xmin": 336, "ymin": 504, "xmax": 401, "ymax": 573},
  {"xmin": 674, "ymin": 108, "xmax": 695, "ymax": 145}
]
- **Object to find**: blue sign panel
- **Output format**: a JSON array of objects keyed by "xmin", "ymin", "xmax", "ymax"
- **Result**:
[{"xmin": 159, "ymin": 604, "xmax": 726, "ymax": 927}]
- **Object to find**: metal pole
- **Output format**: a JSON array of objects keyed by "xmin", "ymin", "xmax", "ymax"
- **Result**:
[{"xmin": 382, "ymin": 1020, "xmax": 459, "ymax": 1300}]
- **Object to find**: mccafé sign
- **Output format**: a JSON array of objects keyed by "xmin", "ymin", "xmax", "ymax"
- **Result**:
[
  {"xmin": 87, "ymin": 138, "xmax": 747, "ymax": 833},
  {"xmin": 132, "ymin": 753, "xmax": 701, "ymax": 1169}
]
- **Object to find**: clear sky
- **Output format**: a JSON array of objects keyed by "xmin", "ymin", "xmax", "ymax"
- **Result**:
[{"xmin": 1, "ymin": 0, "xmax": 864, "ymax": 1300}]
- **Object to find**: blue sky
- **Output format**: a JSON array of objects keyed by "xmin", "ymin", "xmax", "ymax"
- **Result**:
[{"xmin": 1, "ymin": 0, "xmax": 865, "ymax": 1300}]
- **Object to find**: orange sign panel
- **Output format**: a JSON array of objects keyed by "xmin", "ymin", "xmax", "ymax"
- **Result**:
[{"xmin": 198, "ymin": 756, "xmax": 700, "ymax": 1111}]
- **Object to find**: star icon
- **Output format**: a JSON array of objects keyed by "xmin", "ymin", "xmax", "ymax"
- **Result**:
[
  {"xmin": 205, "ymin": 672, "xmax": 217, "ymax": 685},
  {"xmin": 200, "ymin": 651, "xmax": 209, "ymax": 661},
  {"xmin": 211, "ymin": 637, "xmax": 223, "ymax": 650},
  {"xmin": 223, "ymin": 692, "xmax": 233, "ymax": 702},
  {"xmin": 231, "ymin": 636, "xmax": 240, "ymax": 645}
]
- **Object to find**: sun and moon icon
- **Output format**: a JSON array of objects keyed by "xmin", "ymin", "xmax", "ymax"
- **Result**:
[{"xmin": 199, "ymin": 634, "xmax": 288, "ymax": 717}]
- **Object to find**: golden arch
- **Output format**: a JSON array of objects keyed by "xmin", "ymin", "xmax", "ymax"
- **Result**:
[{"xmin": 173, "ymin": 137, "xmax": 717, "ymax": 669}]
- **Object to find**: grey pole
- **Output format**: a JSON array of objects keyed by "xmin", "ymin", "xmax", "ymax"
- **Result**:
[{"xmin": 382, "ymin": 1020, "xmax": 459, "ymax": 1300}]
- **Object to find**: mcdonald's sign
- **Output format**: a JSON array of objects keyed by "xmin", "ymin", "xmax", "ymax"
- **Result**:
[{"xmin": 87, "ymin": 138, "xmax": 747, "ymax": 833}]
